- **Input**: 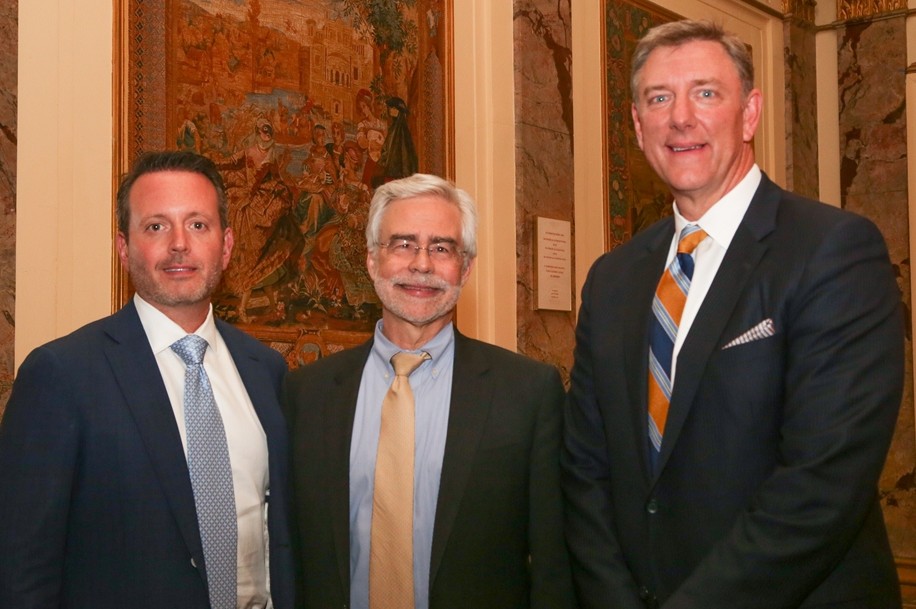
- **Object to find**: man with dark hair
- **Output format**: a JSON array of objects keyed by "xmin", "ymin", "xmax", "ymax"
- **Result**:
[
  {"xmin": 0, "ymin": 150, "xmax": 295, "ymax": 609},
  {"xmin": 563, "ymin": 19, "xmax": 903, "ymax": 609}
]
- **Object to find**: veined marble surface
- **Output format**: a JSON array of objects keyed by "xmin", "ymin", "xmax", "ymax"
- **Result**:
[
  {"xmin": 0, "ymin": 0, "xmax": 16, "ymax": 417},
  {"xmin": 513, "ymin": 0, "xmax": 576, "ymax": 383},
  {"xmin": 838, "ymin": 17, "xmax": 915, "ymax": 563}
]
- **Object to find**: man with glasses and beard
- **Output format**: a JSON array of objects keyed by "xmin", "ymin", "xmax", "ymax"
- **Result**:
[{"xmin": 284, "ymin": 173, "xmax": 575, "ymax": 609}]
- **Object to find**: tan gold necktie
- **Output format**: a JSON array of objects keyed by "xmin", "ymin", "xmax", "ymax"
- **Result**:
[{"xmin": 369, "ymin": 351, "xmax": 431, "ymax": 609}]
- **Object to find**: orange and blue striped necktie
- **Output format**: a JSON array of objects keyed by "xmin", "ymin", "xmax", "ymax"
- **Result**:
[{"xmin": 647, "ymin": 225, "xmax": 708, "ymax": 467}]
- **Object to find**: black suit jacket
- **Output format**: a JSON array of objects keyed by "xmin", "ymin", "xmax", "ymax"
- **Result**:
[
  {"xmin": 0, "ymin": 301, "xmax": 295, "ymax": 609},
  {"xmin": 563, "ymin": 174, "xmax": 903, "ymax": 609},
  {"xmin": 284, "ymin": 330, "xmax": 576, "ymax": 609}
]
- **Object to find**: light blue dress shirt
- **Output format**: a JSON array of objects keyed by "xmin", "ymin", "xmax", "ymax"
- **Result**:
[{"xmin": 349, "ymin": 320, "xmax": 455, "ymax": 609}]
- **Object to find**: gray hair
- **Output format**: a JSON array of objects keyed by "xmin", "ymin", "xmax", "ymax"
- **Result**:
[
  {"xmin": 630, "ymin": 19, "xmax": 755, "ymax": 102},
  {"xmin": 365, "ymin": 173, "xmax": 478, "ymax": 263}
]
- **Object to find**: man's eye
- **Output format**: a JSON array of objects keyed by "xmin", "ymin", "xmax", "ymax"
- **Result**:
[
  {"xmin": 650, "ymin": 94, "xmax": 668, "ymax": 104},
  {"xmin": 432, "ymin": 243, "xmax": 453, "ymax": 255},
  {"xmin": 191, "ymin": 222, "xmax": 206, "ymax": 230},
  {"xmin": 699, "ymin": 89, "xmax": 715, "ymax": 98},
  {"xmin": 394, "ymin": 241, "xmax": 414, "ymax": 250},
  {"xmin": 147, "ymin": 223, "xmax": 163, "ymax": 232}
]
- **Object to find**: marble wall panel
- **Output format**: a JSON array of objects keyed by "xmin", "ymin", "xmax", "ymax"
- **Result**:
[
  {"xmin": 837, "ymin": 17, "xmax": 916, "ymax": 564},
  {"xmin": 783, "ymin": 18, "xmax": 819, "ymax": 199},
  {"xmin": 513, "ymin": 0, "xmax": 575, "ymax": 381},
  {"xmin": 0, "ymin": 0, "xmax": 16, "ymax": 417}
]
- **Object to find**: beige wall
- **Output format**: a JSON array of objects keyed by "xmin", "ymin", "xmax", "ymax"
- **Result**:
[{"xmin": 17, "ymin": 1, "xmax": 115, "ymax": 367}]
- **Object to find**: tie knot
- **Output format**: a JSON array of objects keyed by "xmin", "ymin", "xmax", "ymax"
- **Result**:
[
  {"xmin": 391, "ymin": 351, "xmax": 430, "ymax": 377},
  {"xmin": 677, "ymin": 225, "xmax": 707, "ymax": 255},
  {"xmin": 171, "ymin": 334, "xmax": 209, "ymax": 366}
]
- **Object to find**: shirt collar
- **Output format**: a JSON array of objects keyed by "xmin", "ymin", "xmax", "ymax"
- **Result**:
[
  {"xmin": 672, "ymin": 164, "xmax": 761, "ymax": 250},
  {"xmin": 370, "ymin": 319, "xmax": 454, "ymax": 371},
  {"xmin": 133, "ymin": 293, "xmax": 220, "ymax": 356}
]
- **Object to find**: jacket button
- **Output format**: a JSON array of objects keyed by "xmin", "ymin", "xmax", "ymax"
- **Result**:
[
  {"xmin": 646, "ymin": 499, "xmax": 659, "ymax": 514},
  {"xmin": 639, "ymin": 585, "xmax": 651, "ymax": 599}
]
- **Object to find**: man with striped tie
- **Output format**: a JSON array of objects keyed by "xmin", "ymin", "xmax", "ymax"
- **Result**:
[{"xmin": 562, "ymin": 19, "xmax": 903, "ymax": 609}]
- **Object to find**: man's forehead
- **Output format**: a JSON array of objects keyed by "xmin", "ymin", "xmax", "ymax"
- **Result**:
[
  {"xmin": 636, "ymin": 44, "xmax": 738, "ymax": 93},
  {"xmin": 383, "ymin": 196, "xmax": 461, "ymax": 229},
  {"xmin": 642, "ymin": 40, "xmax": 732, "ymax": 72},
  {"xmin": 129, "ymin": 172, "xmax": 219, "ymax": 210}
]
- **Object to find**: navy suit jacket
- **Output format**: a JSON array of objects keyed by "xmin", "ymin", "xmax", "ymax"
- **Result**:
[
  {"xmin": 0, "ymin": 301, "xmax": 295, "ymax": 609},
  {"xmin": 283, "ymin": 330, "xmax": 576, "ymax": 609},
  {"xmin": 563, "ymin": 174, "xmax": 904, "ymax": 608}
]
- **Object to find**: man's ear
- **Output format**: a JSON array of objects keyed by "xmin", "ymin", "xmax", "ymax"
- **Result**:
[
  {"xmin": 221, "ymin": 227, "xmax": 235, "ymax": 270},
  {"xmin": 116, "ymin": 232, "xmax": 129, "ymax": 267},
  {"xmin": 631, "ymin": 102, "xmax": 645, "ymax": 150},
  {"xmin": 459, "ymin": 256, "xmax": 475, "ymax": 287},
  {"xmin": 366, "ymin": 250, "xmax": 378, "ymax": 281},
  {"xmin": 742, "ymin": 89, "xmax": 763, "ymax": 143}
]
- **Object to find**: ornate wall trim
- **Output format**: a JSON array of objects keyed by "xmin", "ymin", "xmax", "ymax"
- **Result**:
[
  {"xmin": 838, "ymin": 0, "xmax": 906, "ymax": 21},
  {"xmin": 783, "ymin": 0, "xmax": 816, "ymax": 25}
]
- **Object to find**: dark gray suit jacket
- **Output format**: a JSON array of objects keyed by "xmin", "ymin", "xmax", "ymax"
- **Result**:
[
  {"xmin": 563, "ymin": 174, "xmax": 903, "ymax": 609},
  {"xmin": 0, "ymin": 300, "xmax": 295, "ymax": 609},
  {"xmin": 284, "ymin": 330, "xmax": 576, "ymax": 609}
]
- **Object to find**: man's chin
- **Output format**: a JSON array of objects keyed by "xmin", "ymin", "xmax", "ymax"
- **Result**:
[{"xmin": 137, "ymin": 286, "xmax": 213, "ymax": 310}]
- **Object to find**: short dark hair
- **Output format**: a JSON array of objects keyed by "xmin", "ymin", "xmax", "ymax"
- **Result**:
[
  {"xmin": 116, "ymin": 151, "xmax": 228, "ymax": 237},
  {"xmin": 630, "ymin": 19, "xmax": 755, "ymax": 102}
]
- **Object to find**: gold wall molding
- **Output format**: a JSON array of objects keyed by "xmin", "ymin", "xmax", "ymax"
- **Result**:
[
  {"xmin": 815, "ymin": 6, "xmax": 912, "ymax": 30},
  {"xmin": 783, "ymin": 0, "xmax": 816, "ymax": 24},
  {"xmin": 837, "ymin": 0, "xmax": 906, "ymax": 22}
]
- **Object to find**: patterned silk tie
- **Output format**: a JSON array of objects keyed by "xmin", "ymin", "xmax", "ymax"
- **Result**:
[
  {"xmin": 369, "ymin": 351, "xmax": 431, "ymax": 609},
  {"xmin": 171, "ymin": 335, "xmax": 238, "ymax": 609},
  {"xmin": 648, "ymin": 225, "xmax": 708, "ymax": 463}
]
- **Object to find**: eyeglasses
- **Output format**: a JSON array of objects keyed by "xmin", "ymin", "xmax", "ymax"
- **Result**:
[{"xmin": 377, "ymin": 238, "xmax": 464, "ymax": 263}]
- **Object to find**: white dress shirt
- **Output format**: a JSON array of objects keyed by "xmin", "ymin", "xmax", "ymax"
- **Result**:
[
  {"xmin": 133, "ymin": 294, "xmax": 271, "ymax": 609},
  {"xmin": 667, "ymin": 165, "xmax": 761, "ymax": 384}
]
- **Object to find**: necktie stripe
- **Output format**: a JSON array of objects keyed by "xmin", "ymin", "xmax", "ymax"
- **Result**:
[
  {"xmin": 648, "ymin": 353, "xmax": 672, "ymax": 398},
  {"xmin": 669, "ymin": 260, "xmax": 692, "ymax": 293},
  {"xmin": 651, "ymin": 297, "xmax": 679, "ymax": 343},
  {"xmin": 647, "ymin": 226, "xmax": 707, "ymax": 463}
]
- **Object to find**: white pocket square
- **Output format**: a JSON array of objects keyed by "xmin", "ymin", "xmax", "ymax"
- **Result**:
[{"xmin": 723, "ymin": 318, "xmax": 776, "ymax": 349}]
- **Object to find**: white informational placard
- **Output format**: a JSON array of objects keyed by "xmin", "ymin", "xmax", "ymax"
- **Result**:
[{"xmin": 536, "ymin": 217, "xmax": 572, "ymax": 311}]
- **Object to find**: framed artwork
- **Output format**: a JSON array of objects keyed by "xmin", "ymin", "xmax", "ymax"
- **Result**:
[
  {"xmin": 603, "ymin": 0, "xmax": 680, "ymax": 250},
  {"xmin": 116, "ymin": 0, "xmax": 453, "ymax": 367}
]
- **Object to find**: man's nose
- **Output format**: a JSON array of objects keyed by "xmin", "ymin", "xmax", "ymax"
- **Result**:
[
  {"xmin": 669, "ymin": 96, "xmax": 696, "ymax": 129},
  {"xmin": 408, "ymin": 246, "xmax": 433, "ymax": 272}
]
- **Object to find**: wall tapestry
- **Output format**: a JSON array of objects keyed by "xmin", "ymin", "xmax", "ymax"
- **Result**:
[{"xmin": 119, "ymin": 0, "xmax": 453, "ymax": 367}]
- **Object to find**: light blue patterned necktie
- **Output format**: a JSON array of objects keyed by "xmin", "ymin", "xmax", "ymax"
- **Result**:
[{"xmin": 171, "ymin": 334, "xmax": 238, "ymax": 609}]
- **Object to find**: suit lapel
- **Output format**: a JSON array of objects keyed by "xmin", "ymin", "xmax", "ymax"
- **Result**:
[
  {"xmin": 218, "ymin": 320, "xmax": 284, "ymax": 455},
  {"xmin": 626, "ymin": 224, "xmax": 675, "ymax": 483},
  {"xmin": 657, "ymin": 176, "xmax": 780, "ymax": 477},
  {"xmin": 101, "ymin": 303, "xmax": 205, "ymax": 574},
  {"xmin": 329, "ymin": 342, "xmax": 373, "ymax": 594},
  {"xmin": 428, "ymin": 333, "xmax": 493, "ymax": 588}
]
